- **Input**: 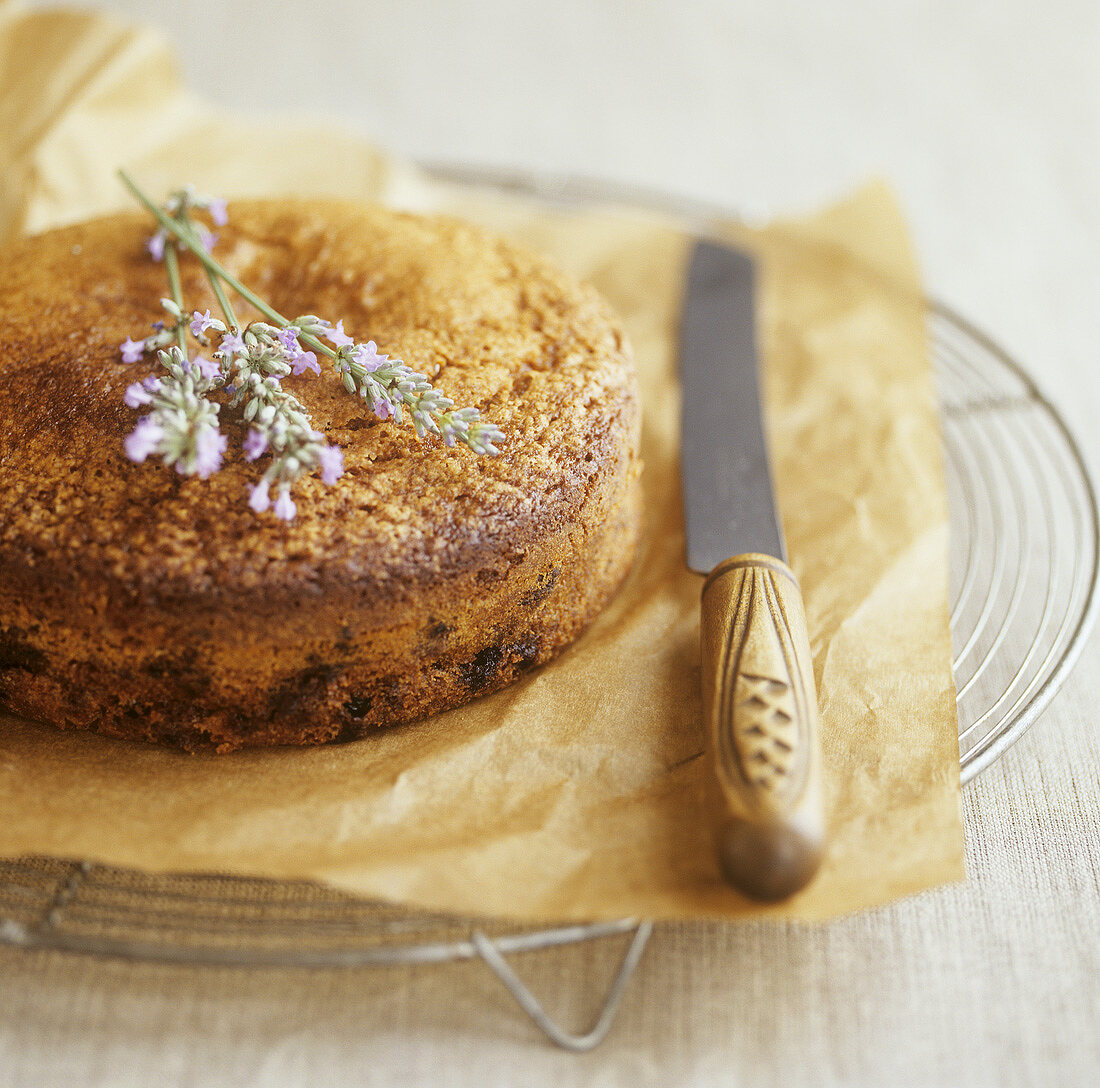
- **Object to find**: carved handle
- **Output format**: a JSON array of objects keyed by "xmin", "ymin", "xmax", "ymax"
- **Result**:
[{"xmin": 700, "ymin": 554, "xmax": 825, "ymax": 900}]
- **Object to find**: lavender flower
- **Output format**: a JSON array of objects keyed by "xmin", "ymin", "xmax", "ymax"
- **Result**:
[
  {"xmin": 124, "ymin": 346, "xmax": 226, "ymax": 478},
  {"xmin": 219, "ymin": 330, "xmax": 246, "ymax": 358},
  {"xmin": 147, "ymin": 232, "xmax": 166, "ymax": 261},
  {"xmin": 291, "ymin": 350, "xmax": 320, "ymax": 376},
  {"xmin": 124, "ymin": 381, "xmax": 153, "ymax": 408},
  {"xmin": 193, "ymin": 355, "xmax": 221, "ymax": 380},
  {"xmin": 324, "ymin": 320, "xmax": 354, "ymax": 348},
  {"xmin": 317, "ymin": 444, "xmax": 344, "ymax": 485},
  {"xmin": 242, "ymin": 428, "xmax": 267, "ymax": 461},
  {"xmin": 120, "ymin": 337, "xmax": 146, "ymax": 364},
  {"xmin": 275, "ymin": 325, "xmax": 320, "ymax": 376},
  {"xmin": 273, "ymin": 487, "xmax": 297, "ymax": 522},
  {"xmin": 124, "ymin": 417, "xmax": 164, "ymax": 461},
  {"xmin": 190, "ymin": 310, "xmax": 219, "ymax": 338},
  {"xmin": 351, "ymin": 340, "xmax": 386, "ymax": 373},
  {"xmin": 207, "ymin": 197, "xmax": 229, "ymax": 227},
  {"xmin": 192, "ymin": 427, "xmax": 227, "ymax": 479},
  {"xmin": 249, "ymin": 479, "xmax": 271, "ymax": 513}
]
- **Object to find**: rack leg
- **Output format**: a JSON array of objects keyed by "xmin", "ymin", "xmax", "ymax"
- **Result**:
[{"xmin": 470, "ymin": 921, "xmax": 653, "ymax": 1052}]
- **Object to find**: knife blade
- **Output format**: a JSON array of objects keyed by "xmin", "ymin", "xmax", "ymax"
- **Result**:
[{"xmin": 680, "ymin": 239, "xmax": 825, "ymax": 901}]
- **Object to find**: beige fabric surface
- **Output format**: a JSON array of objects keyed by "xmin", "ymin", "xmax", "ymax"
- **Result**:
[{"xmin": 2, "ymin": 0, "xmax": 1099, "ymax": 1085}]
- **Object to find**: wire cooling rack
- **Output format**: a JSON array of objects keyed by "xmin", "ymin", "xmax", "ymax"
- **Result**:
[
  {"xmin": 1, "ymin": 172, "xmax": 1097, "ymax": 1051},
  {"xmin": 934, "ymin": 300, "xmax": 1098, "ymax": 779}
]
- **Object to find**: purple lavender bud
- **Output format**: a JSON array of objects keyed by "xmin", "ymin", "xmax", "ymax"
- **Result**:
[
  {"xmin": 291, "ymin": 350, "xmax": 320, "ymax": 376},
  {"xmin": 196, "ymin": 225, "xmax": 218, "ymax": 251},
  {"xmin": 207, "ymin": 197, "xmax": 229, "ymax": 227},
  {"xmin": 249, "ymin": 479, "xmax": 271, "ymax": 513},
  {"xmin": 324, "ymin": 320, "xmax": 354, "ymax": 349},
  {"xmin": 273, "ymin": 487, "xmax": 297, "ymax": 522},
  {"xmin": 242, "ymin": 429, "xmax": 267, "ymax": 462},
  {"xmin": 317, "ymin": 444, "xmax": 344, "ymax": 485},
  {"xmin": 124, "ymin": 417, "xmax": 164, "ymax": 463},
  {"xmin": 193, "ymin": 428, "xmax": 227, "ymax": 479},
  {"xmin": 120, "ymin": 337, "xmax": 145, "ymax": 364},
  {"xmin": 141, "ymin": 376, "xmax": 161, "ymax": 392},
  {"xmin": 373, "ymin": 398, "xmax": 391, "ymax": 421},
  {"xmin": 147, "ymin": 232, "xmax": 166, "ymax": 261},
  {"xmin": 278, "ymin": 326, "xmax": 301, "ymax": 352},
  {"xmin": 124, "ymin": 382, "xmax": 153, "ymax": 409}
]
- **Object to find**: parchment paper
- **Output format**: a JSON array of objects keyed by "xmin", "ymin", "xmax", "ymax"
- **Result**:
[{"xmin": 0, "ymin": 4, "xmax": 963, "ymax": 921}]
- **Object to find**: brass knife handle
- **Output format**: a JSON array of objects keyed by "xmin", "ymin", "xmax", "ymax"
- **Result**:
[{"xmin": 700, "ymin": 554, "xmax": 825, "ymax": 900}]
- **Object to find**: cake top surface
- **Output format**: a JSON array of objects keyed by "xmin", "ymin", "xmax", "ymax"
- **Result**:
[{"xmin": 0, "ymin": 200, "xmax": 636, "ymax": 600}]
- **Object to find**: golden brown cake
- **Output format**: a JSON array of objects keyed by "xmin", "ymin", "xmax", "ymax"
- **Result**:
[{"xmin": 0, "ymin": 200, "xmax": 642, "ymax": 751}]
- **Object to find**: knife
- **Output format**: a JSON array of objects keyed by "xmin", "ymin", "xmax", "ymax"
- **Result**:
[{"xmin": 680, "ymin": 239, "xmax": 825, "ymax": 901}]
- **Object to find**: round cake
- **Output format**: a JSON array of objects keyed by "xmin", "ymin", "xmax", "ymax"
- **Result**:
[{"xmin": 0, "ymin": 200, "xmax": 641, "ymax": 751}]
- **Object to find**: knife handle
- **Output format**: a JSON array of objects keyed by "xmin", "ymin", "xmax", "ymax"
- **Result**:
[{"xmin": 700, "ymin": 554, "xmax": 825, "ymax": 900}]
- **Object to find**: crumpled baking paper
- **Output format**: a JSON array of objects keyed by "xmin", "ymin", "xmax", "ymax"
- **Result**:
[{"xmin": 0, "ymin": 3, "xmax": 962, "ymax": 921}]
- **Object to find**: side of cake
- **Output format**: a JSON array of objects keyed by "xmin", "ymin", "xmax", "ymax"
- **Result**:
[{"xmin": 0, "ymin": 200, "xmax": 642, "ymax": 751}]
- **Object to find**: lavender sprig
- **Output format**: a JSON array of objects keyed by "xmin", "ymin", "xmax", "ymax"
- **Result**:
[
  {"xmin": 122, "ymin": 190, "xmax": 339, "ymax": 515},
  {"xmin": 147, "ymin": 184, "xmax": 225, "ymax": 262},
  {"xmin": 219, "ymin": 323, "xmax": 342, "ymax": 519},
  {"xmin": 120, "ymin": 171, "xmax": 504, "ymax": 456},
  {"xmin": 333, "ymin": 339, "xmax": 503, "ymax": 454},
  {"xmin": 117, "ymin": 172, "xmax": 504, "ymax": 520},
  {"xmin": 123, "ymin": 347, "xmax": 226, "ymax": 478}
]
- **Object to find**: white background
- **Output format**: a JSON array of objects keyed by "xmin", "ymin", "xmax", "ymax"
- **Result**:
[{"xmin": 5, "ymin": 1, "xmax": 1100, "ymax": 1085}]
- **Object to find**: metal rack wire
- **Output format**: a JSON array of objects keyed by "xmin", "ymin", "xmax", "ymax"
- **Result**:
[
  {"xmin": 0, "ymin": 174, "xmax": 1096, "ymax": 1051},
  {"xmin": 933, "ymin": 300, "xmax": 1099, "ymax": 779}
]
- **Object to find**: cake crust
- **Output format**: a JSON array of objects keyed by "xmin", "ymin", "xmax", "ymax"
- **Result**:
[{"xmin": 0, "ymin": 200, "xmax": 642, "ymax": 750}]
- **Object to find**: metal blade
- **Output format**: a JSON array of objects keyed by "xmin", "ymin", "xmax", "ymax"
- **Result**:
[{"xmin": 680, "ymin": 239, "xmax": 786, "ymax": 573}]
